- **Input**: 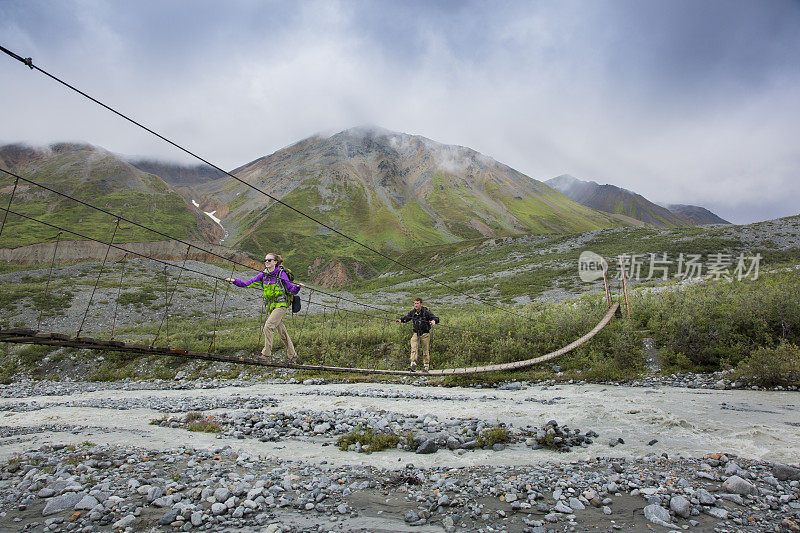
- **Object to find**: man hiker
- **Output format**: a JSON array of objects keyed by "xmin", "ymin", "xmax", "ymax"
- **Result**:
[{"xmin": 396, "ymin": 298, "xmax": 439, "ymax": 372}]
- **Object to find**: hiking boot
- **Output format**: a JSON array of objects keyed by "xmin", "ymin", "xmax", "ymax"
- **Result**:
[
  {"xmin": 410, "ymin": 362, "xmax": 417, "ymax": 371},
  {"xmin": 255, "ymin": 352, "xmax": 274, "ymax": 364}
]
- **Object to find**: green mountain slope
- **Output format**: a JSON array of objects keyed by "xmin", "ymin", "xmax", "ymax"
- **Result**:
[
  {"xmin": 201, "ymin": 127, "xmax": 630, "ymax": 282},
  {"xmin": 0, "ymin": 143, "xmax": 222, "ymax": 248}
]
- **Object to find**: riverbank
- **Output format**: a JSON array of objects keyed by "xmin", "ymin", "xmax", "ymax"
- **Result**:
[{"xmin": 1, "ymin": 379, "xmax": 798, "ymax": 531}]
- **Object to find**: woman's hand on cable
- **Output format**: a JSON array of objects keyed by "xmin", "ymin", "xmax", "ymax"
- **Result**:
[{"xmin": 224, "ymin": 278, "xmax": 234, "ymax": 283}]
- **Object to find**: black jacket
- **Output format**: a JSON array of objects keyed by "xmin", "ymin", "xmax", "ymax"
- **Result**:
[{"xmin": 399, "ymin": 306, "xmax": 440, "ymax": 334}]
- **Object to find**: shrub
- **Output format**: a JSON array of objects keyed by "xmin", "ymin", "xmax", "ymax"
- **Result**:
[
  {"xmin": 476, "ymin": 425, "xmax": 510, "ymax": 448},
  {"xmin": 658, "ymin": 348, "xmax": 693, "ymax": 373},
  {"xmin": 184, "ymin": 411, "xmax": 204, "ymax": 422},
  {"xmin": 336, "ymin": 426, "xmax": 400, "ymax": 452},
  {"xmin": 186, "ymin": 420, "xmax": 222, "ymax": 433},
  {"xmin": 736, "ymin": 341, "xmax": 800, "ymax": 387},
  {"xmin": 610, "ymin": 320, "xmax": 644, "ymax": 371}
]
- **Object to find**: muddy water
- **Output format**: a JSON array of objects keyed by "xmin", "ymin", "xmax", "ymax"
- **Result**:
[{"xmin": 1, "ymin": 382, "xmax": 798, "ymax": 467}]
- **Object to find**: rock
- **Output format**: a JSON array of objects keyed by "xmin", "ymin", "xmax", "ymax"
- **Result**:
[
  {"xmin": 211, "ymin": 502, "xmax": 227, "ymax": 515},
  {"xmin": 504, "ymin": 493, "xmax": 517, "ymax": 503},
  {"xmin": 704, "ymin": 506, "xmax": 729, "ymax": 519},
  {"xmin": 780, "ymin": 518, "xmax": 800, "ymax": 532},
  {"xmin": 722, "ymin": 475, "xmax": 758, "ymax": 495},
  {"xmin": 670, "ymin": 495, "xmax": 691, "ymax": 518},
  {"xmin": 442, "ymin": 515, "xmax": 456, "ymax": 532},
  {"xmin": 718, "ymin": 493, "xmax": 745, "ymax": 506},
  {"xmin": 213, "ymin": 487, "xmax": 232, "ymax": 502},
  {"xmin": 568, "ymin": 497, "xmax": 585, "ymax": 511},
  {"xmin": 146, "ymin": 485, "xmax": 163, "ymax": 503},
  {"xmin": 112, "ymin": 514, "xmax": 136, "ymax": 529},
  {"xmin": 774, "ymin": 463, "xmax": 800, "ymax": 481},
  {"xmin": 416, "ymin": 439, "xmax": 437, "ymax": 454},
  {"xmin": 404, "ymin": 510, "xmax": 420, "ymax": 523},
  {"xmin": 313, "ymin": 422, "xmax": 331, "ymax": 434},
  {"xmin": 190, "ymin": 511, "xmax": 203, "ymax": 526},
  {"xmin": 37, "ymin": 488, "xmax": 56, "ymax": 498},
  {"xmin": 159, "ymin": 508, "xmax": 180, "ymax": 525},
  {"xmin": 42, "ymin": 492, "xmax": 85, "ymax": 516},
  {"xmin": 74, "ymin": 495, "xmax": 99, "ymax": 510},
  {"xmin": 553, "ymin": 502, "xmax": 572, "ymax": 514},
  {"xmin": 724, "ymin": 461, "xmax": 741, "ymax": 476},
  {"xmin": 492, "ymin": 443, "xmax": 505, "ymax": 451},
  {"xmin": 643, "ymin": 504, "xmax": 674, "ymax": 527},
  {"xmin": 696, "ymin": 488, "xmax": 716, "ymax": 505}
]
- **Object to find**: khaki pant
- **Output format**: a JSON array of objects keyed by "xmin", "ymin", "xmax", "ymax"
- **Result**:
[
  {"xmin": 263, "ymin": 306, "xmax": 297, "ymax": 361},
  {"xmin": 409, "ymin": 332, "xmax": 430, "ymax": 366}
]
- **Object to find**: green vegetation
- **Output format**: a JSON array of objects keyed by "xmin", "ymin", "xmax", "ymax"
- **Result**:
[
  {"xmin": 633, "ymin": 270, "xmax": 800, "ymax": 369},
  {"xmin": 476, "ymin": 425, "xmax": 510, "ymax": 448},
  {"xmin": 735, "ymin": 341, "xmax": 800, "ymax": 387},
  {"xmin": 187, "ymin": 419, "xmax": 222, "ymax": 433},
  {"xmin": 150, "ymin": 412, "xmax": 222, "ymax": 433},
  {"xmin": 336, "ymin": 426, "xmax": 400, "ymax": 452},
  {"xmin": 0, "ymin": 146, "xmax": 205, "ymax": 248},
  {"xmin": 117, "ymin": 287, "xmax": 159, "ymax": 308},
  {"xmin": 2, "ymin": 215, "xmax": 800, "ymax": 387}
]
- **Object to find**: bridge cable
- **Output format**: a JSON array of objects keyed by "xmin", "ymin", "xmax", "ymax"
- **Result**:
[
  {"xmin": 0, "ymin": 44, "xmax": 532, "ymax": 321},
  {"xmin": 0, "ymin": 204, "xmax": 580, "ymax": 370},
  {"xmin": 37, "ymin": 231, "xmax": 63, "ymax": 332},
  {"xmin": 0, "ymin": 167, "xmax": 508, "ymax": 338},
  {"xmin": 0, "ymin": 176, "xmax": 19, "ymax": 241},
  {"xmin": 110, "ymin": 254, "xmax": 128, "ymax": 340},
  {"xmin": 0, "ymin": 167, "xmax": 427, "ymax": 328},
  {"xmin": 77, "ymin": 218, "xmax": 120, "ymax": 338},
  {"xmin": 0, "ymin": 171, "xmax": 530, "ymax": 341},
  {"xmin": 1, "ymin": 203, "xmax": 525, "ymax": 345}
]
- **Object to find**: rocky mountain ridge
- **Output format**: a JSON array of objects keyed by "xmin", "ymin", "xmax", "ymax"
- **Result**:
[{"xmin": 546, "ymin": 174, "xmax": 730, "ymax": 227}]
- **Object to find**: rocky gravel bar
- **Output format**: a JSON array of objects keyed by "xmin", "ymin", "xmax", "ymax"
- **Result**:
[{"xmin": 0, "ymin": 379, "xmax": 798, "ymax": 532}]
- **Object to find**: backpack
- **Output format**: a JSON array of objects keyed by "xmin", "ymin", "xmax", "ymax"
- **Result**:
[{"xmin": 277, "ymin": 266, "xmax": 302, "ymax": 314}]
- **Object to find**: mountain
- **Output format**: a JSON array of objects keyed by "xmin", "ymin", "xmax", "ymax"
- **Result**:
[
  {"xmin": 200, "ymin": 127, "xmax": 631, "ymax": 283},
  {"xmin": 546, "ymin": 174, "xmax": 691, "ymax": 228},
  {"xmin": 127, "ymin": 159, "xmax": 226, "ymax": 187},
  {"xmin": 666, "ymin": 204, "xmax": 730, "ymax": 225},
  {"xmin": 0, "ymin": 143, "xmax": 224, "ymax": 248}
]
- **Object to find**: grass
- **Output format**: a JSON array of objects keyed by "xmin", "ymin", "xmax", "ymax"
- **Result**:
[
  {"xmin": 117, "ymin": 287, "xmax": 159, "ymax": 308},
  {"xmin": 2, "ymin": 217, "xmax": 800, "ymax": 386}
]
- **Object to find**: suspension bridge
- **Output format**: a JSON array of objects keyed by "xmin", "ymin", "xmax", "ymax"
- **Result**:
[{"xmin": 0, "ymin": 44, "xmax": 623, "ymax": 376}]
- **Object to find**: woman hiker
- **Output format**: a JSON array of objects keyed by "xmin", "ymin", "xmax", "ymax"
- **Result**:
[{"xmin": 225, "ymin": 253, "xmax": 303, "ymax": 363}]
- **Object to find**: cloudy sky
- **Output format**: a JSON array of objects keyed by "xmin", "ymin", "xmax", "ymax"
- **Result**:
[{"xmin": 1, "ymin": 0, "xmax": 798, "ymax": 223}]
